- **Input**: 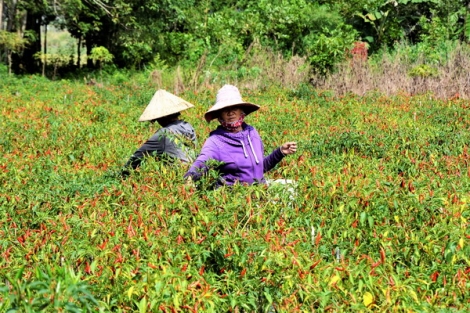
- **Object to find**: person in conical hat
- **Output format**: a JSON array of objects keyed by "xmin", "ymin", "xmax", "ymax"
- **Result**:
[
  {"xmin": 184, "ymin": 84, "xmax": 296, "ymax": 188},
  {"xmin": 122, "ymin": 90, "xmax": 197, "ymax": 178}
]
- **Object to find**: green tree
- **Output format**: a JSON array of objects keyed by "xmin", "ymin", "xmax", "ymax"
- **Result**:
[
  {"xmin": 242, "ymin": 1, "xmax": 357, "ymax": 72},
  {"xmin": 19, "ymin": 0, "xmax": 48, "ymax": 73},
  {"xmin": 55, "ymin": 0, "xmax": 117, "ymax": 69},
  {"xmin": 110, "ymin": 0, "xmax": 199, "ymax": 67},
  {"xmin": 89, "ymin": 45, "xmax": 113, "ymax": 73},
  {"xmin": 0, "ymin": 30, "xmax": 28, "ymax": 74},
  {"xmin": 323, "ymin": 0, "xmax": 470, "ymax": 51},
  {"xmin": 3, "ymin": 0, "xmax": 470, "ymax": 74},
  {"xmin": 1, "ymin": 0, "xmax": 52, "ymax": 73}
]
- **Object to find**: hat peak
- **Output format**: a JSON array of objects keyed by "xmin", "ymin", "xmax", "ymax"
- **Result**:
[{"xmin": 138, "ymin": 89, "xmax": 194, "ymax": 122}]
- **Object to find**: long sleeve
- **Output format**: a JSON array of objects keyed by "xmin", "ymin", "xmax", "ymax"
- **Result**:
[
  {"xmin": 124, "ymin": 129, "xmax": 166, "ymax": 170},
  {"xmin": 184, "ymin": 138, "xmax": 219, "ymax": 181},
  {"xmin": 263, "ymin": 147, "xmax": 285, "ymax": 173}
]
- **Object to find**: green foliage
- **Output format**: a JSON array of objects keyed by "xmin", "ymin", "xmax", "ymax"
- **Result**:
[
  {"xmin": 90, "ymin": 46, "xmax": 114, "ymax": 66},
  {"xmin": 0, "ymin": 63, "xmax": 8, "ymax": 75},
  {"xmin": 148, "ymin": 54, "xmax": 168, "ymax": 72},
  {"xmin": 89, "ymin": 46, "xmax": 115, "ymax": 76},
  {"xmin": 329, "ymin": 0, "xmax": 470, "ymax": 54},
  {"xmin": 0, "ymin": 266, "xmax": 99, "ymax": 312},
  {"xmin": 408, "ymin": 64, "xmax": 438, "ymax": 77},
  {"xmin": 0, "ymin": 31, "xmax": 28, "ymax": 52},
  {"xmin": 3, "ymin": 0, "xmax": 470, "ymax": 76},
  {"xmin": 33, "ymin": 52, "xmax": 74, "ymax": 67},
  {"xmin": 0, "ymin": 30, "xmax": 29, "ymax": 74},
  {"xmin": 303, "ymin": 23, "xmax": 358, "ymax": 74}
]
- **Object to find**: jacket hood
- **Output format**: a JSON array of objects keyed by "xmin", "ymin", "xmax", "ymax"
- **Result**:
[{"xmin": 209, "ymin": 123, "xmax": 261, "ymax": 165}]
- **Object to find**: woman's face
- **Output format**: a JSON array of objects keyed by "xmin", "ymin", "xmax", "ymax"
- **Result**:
[{"xmin": 220, "ymin": 106, "xmax": 243, "ymax": 123}]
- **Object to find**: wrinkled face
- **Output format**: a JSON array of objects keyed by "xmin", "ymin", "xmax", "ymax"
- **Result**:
[{"xmin": 220, "ymin": 106, "xmax": 244, "ymax": 123}]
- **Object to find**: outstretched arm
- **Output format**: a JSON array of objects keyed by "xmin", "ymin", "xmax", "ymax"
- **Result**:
[
  {"xmin": 280, "ymin": 142, "xmax": 297, "ymax": 155},
  {"xmin": 263, "ymin": 142, "xmax": 297, "ymax": 173},
  {"xmin": 184, "ymin": 139, "xmax": 219, "ymax": 181},
  {"xmin": 123, "ymin": 130, "xmax": 166, "ymax": 171}
]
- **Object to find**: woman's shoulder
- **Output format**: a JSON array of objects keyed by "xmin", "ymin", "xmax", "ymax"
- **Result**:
[
  {"xmin": 244, "ymin": 124, "xmax": 261, "ymax": 137},
  {"xmin": 208, "ymin": 125, "xmax": 225, "ymax": 136},
  {"xmin": 206, "ymin": 128, "xmax": 240, "ymax": 150},
  {"xmin": 202, "ymin": 132, "xmax": 221, "ymax": 146},
  {"xmin": 167, "ymin": 120, "xmax": 194, "ymax": 130},
  {"xmin": 242, "ymin": 123, "xmax": 256, "ymax": 131}
]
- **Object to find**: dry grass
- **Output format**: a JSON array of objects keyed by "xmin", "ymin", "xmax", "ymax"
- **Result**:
[
  {"xmin": 149, "ymin": 41, "xmax": 311, "ymax": 94},
  {"xmin": 313, "ymin": 42, "xmax": 470, "ymax": 99},
  {"xmin": 235, "ymin": 41, "xmax": 311, "ymax": 90},
  {"xmin": 149, "ymin": 69, "xmax": 163, "ymax": 88}
]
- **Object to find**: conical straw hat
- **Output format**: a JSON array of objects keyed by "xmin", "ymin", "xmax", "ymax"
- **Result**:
[
  {"xmin": 204, "ymin": 85, "xmax": 259, "ymax": 122},
  {"xmin": 138, "ymin": 90, "xmax": 194, "ymax": 122}
]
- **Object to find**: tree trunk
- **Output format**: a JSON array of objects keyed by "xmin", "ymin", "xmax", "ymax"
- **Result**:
[
  {"xmin": 6, "ymin": 0, "xmax": 17, "ymax": 32},
  {"xmin": 20, "ymin": 10, "xmax": 42, "ymax": 73},
  {"xmin": 0, "ymin": 0, "xmax": 4, "ymax": 64},
  {"xmin": 85, "ymin": 33, "xmax": 94, "ymax": 68},
  {"xmin": 77, "ymin": 36, "xmax": 81, "ymax": 68},
  {"xmin": 42, "ymin": 24, "xmax": 47, "ymax": 76},
  {"xmin": 7, "ymin": 50, "xmax": 12, "ymax": 74},
  {"xmin": 0, "ymin": 0, "xmax": 4, "ymax": 30}
]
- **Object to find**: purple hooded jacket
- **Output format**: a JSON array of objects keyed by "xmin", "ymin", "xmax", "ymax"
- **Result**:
[{"xmin": 184, "ymin": 123, "xmax": 284, "ymax": 186}]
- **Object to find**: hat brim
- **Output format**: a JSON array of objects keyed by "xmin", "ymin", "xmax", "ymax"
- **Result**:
[
  {"xmin": 204, "ymin": 102, "xmax": 260, "ymax": 122},
  {"xmin": 138, "ymin": 90, "xmax": 194, "ymax": 122}
]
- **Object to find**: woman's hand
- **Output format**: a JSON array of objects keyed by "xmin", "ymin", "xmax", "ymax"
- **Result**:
[{"xmin": 280, "ymin": 142, "xmax": 297, "ymax": 156}]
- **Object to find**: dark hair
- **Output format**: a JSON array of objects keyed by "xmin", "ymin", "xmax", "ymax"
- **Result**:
[{"xmin": 151, "ymin": 112, "xmax": 181, "ymax": 126}]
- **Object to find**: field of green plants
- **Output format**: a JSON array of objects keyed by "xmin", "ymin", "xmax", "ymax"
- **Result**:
[{"xmin": 1, "ymin": 70, "xmax": 470, "ymax": 312}]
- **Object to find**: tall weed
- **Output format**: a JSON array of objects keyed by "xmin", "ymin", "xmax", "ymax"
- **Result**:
[{"xmin": 314, "ymin": 41, "xmax": 470, "ymax": 99}]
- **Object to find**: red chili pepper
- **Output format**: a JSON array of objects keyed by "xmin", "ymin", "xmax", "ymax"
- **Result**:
[
  {"xmin": 85, "ymin": 261, "xmax": 91, "ymax": 274},
  {"xmin": 98, "ymin": 239, "xmax": 108, "ymax": 250},
  {"xmin": 315, "ymin": 233, "xmax": 322, "ymax": 245},
  {"xmin": 196, "ymin": 236, "xmax": 206, "ymax": 244},
  {"xmin": 310, "ymin": 259, "xmax": 321, "ymax": 270},
  {"xmin": 430, "ymin": 271, "xmax": 439, "ymax": 282},
  {"xmin": 176, "ymin": 235, "xmax": 184, "ymax": 244},
  {"xmin": 380, "ymin": 247, "xmax": 386, "ymax": 263}
]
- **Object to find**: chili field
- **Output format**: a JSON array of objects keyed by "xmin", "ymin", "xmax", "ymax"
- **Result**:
[{"xmin": 1, "ymin": 75, "xmax": 470, "ymax": 312}]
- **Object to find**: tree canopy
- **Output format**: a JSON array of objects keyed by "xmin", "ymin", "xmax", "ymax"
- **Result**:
[{"xmin": 1, "ymin": 0, "xmax": 469, "ymax": 74}]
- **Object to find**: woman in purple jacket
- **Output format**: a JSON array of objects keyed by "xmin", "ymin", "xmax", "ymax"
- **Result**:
[{"xmin": 184, "ymin": 84, "xmax": 296, "ymax": 187}]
